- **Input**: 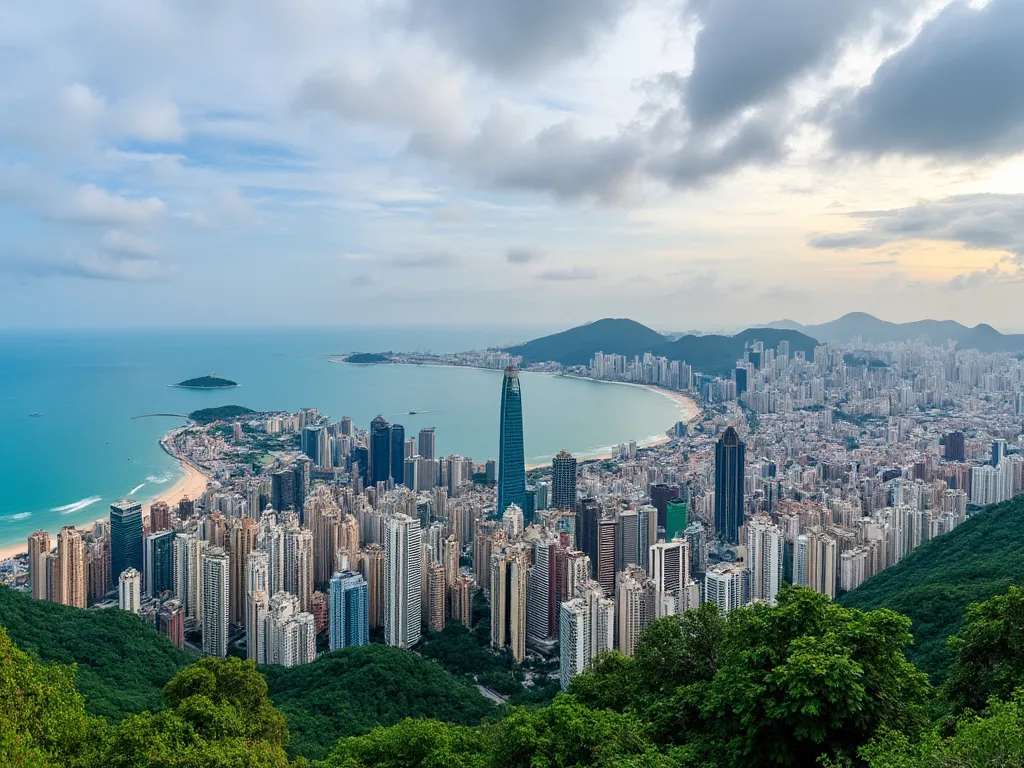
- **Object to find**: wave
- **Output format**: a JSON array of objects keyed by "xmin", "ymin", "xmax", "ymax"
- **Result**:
[
  {"xmin": 0, "ymin": 512, "xmax": 31, "ymax": 521},
  {"xmin": 146, "ymin": 474, "xmax": 171, "ymax": 484},
  {"xmin": 129, "ymin": 483, "xmax": 145, "ymax": 495},
  {"xmin": 51, "ymin": 496, "xmax": 102, "ymax": 515}
]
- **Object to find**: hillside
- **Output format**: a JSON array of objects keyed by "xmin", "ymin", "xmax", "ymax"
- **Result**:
[
  {"xmin": 656, "ymin": 327, "xmax": 819, "ymax": 376},
  {"xmin": 261, "ymin": 644, "xmax": 500, "ymax": 761},
  {"xmin": 504, "ymin": 318, "xmax": 818, "ymax": 374},
  {"xmin": 840, "ymin": 495, "xmax": 1024, "ymax": 681},
  {"xmin": 0, "ymin": 586, "xmax": 193, "ymax": 720},
  {"xmin": 765, "ymin": 312, "xmax": 1024, "ymax": 353},
  {"xmin": 504, "ymin": 318, "xmax": 667, "ymax": 366}
]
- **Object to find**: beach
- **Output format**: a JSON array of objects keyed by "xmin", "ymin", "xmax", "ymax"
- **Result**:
[{"xmin": 0, "ymin": 454, "xmax": 210, "ymax": 563}]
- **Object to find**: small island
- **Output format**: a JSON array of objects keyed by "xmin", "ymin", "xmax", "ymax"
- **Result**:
[
  {"xmin": 344, "ymin": 353, "xmax": 390, "ymax": 364},
  {"xmin": 173, "ymin": 371, "xmax": 238, "ymax": 389}
]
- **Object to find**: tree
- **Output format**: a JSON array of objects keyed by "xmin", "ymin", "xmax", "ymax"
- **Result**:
[
  {"xmin": 945, "ymin": 586, "xmax": 1024, "ymax": 713},
  {"xmin": 319, "ymin": 719, "xmax": 488, "ymax": 768},
  {"xmin": 701, "ymin": 586, "xmax": 929, "ymax": 767}
]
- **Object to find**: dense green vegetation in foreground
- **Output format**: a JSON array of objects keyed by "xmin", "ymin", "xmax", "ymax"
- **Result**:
[
  {"xmin": 175, "ymin": 375, "xmax": 238, "ymax": 388},
  {"xmin": 840, "ymin": 494, "xmax": 1024, "ymax": 681},
  {"xmin": 0, "ymin": 586, "xmax": 192, "ymax": 721},
  {"xmin": 188, "ymin": 404, "xmax": 255, "ymax": 424},
  {"xmin": 261, "ymin": 645, "xmax": 499, "ymax": 761},
  {"xmin": 8, "ymin": 585, "xmax": 1024, "ymax": 766}
]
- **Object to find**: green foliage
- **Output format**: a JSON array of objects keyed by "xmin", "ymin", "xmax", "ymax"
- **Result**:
[
  {"xmin": 176, "ymin": 376, "xmax": 238, "ymax": 388},
  {"xmin": 862, "ymin": 695, "xmax": 1024, "ymax": 768},
  {"xmin": 0, "ymin": 627, "xmax": 107, "ymax": 767},
  {"xmin": 188, "ymin": 405, "xmax": 254, "ymax": 424},
  {"xmin": 260, "ymin": 644, "xmax": 500, "ymax": 762},
  {"xmin": 319, "ymin": 719, "xmax": 488, "ymax": 768},
  {"xmin": 343, "ymin": 353, "xmax": 390, "ymax": 364},
  {"xmin": 840, "ymin": 495, "xmax": 1024, "ymax": 681},
  {"xmin": 0, "ymin": 586, "xmax": 192, "ymax": 720},
  {"xmin": 944, "ymin": 585, "xmax": 1024, "ymax": 713}
]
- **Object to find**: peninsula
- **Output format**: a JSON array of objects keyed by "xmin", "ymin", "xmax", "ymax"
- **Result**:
[
  {"xmin": 172, "ymin": 373, "xmax": 238, "ymax": 389},
  {"xmin": 343, "ymin": 353, "xmax": 390, "ymax": 364}
]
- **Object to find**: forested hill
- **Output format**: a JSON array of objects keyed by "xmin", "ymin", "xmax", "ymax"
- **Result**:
[
  {"xmin": 504, "ymin": 318, "xmax": 818, "ymax": 375},
  {"xmin": 840, "ymin": 494, "xmax": 1024, "ymax": 681}
]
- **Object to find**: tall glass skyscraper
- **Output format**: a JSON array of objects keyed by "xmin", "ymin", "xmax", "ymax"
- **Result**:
[
  {"xmin": 497, "ymin": 364, "xmax": 527, "ymax": 517},
  {"xmin": 329, "ymin": 570, "xmax": 369, "ymax": 650},
  {"xmin": 370, "ymin": 415, "xmax": 391, "ymax": 485},
  {"xmin": 110, "ymin": 499, "xmax": 143, "ymax": 582},
  {"xmin": 714, "ymin": 427, "xmax": 746, "ymax": 545},
  {"xmin": 390, "ymin": 424, "xmax": 406, "ymax": 485}
]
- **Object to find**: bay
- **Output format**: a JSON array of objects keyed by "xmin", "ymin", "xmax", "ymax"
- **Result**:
[{"xmin": 0, "ymin": 327, "xmax": 687, "ymax": 549}]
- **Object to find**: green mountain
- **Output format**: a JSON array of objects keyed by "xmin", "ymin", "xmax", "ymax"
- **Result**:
[
  {"xmin": 504, "ymin": 318, "xmax": 819, "ymax": 375},
  {"xmin": 504, "ymin": 318, "xmax": 668, "ymax": 366},
  {"xmin": 0, "ymin": 585, "xmax": 192, "ymax": 721},
  {"xmin": 839, "ymin": 495, "xmax": 1024, "ymax": 681},
  {"xmin": 765, "ymin": 312, "xmax": 1024, "ymax": 353},
  {"xmin": 261, "ymin": 645, "xmax": 499, "ymax": 761}
]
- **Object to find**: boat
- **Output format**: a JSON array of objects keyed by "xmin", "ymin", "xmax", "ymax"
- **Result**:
[
  {"xmin": 29, "ymin": 413, "xmax": 42, "ymax": 417},
  {"xmin": 408, "ymin": 410, "xmax": 419, "ymax": 415}
]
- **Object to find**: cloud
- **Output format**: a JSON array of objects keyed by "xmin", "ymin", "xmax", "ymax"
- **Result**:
[
  {"xmin": 101, "ymin": 230, "xmax": 160, "ymax": 258},
  {"xmin": 61, "ymin": 184, "xmax": 166, "ymax": 226},
  {"xmin": 538, "ymin": 266, "xmax": 597, "ymax": 280},
  {"xmin": 832, "ymin": 0, "xmax": 1024, "ymax": 157},
  {"xmin": 115, "ymin": 96, "xmax": 185, "ymax": 142},
  {"xmin": 10, "ymin": 254, "xmax": 169, "ymax": 282},
  {"xmin": 390, "ymin": 252, "xmax": 461, "ymax": 268},
  {"xmin": 403, "ymin": 0, "xmax": 635, "ymax": 80},
  {"xmin": 810, "ymin": 193, "xmax": 1024, "ymax": 257},
  {"xmin": 505, "ymin": 247, "xmax": 544, "ymax": 264}
]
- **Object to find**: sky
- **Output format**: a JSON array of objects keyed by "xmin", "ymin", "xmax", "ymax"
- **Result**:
[{"xmin": 1, "ymin": 0, "xmax": 1023, "ymax": 331}]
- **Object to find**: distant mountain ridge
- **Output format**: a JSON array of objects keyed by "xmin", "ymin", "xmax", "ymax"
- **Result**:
[
  {"xmin": 763, "ymin": 312, "xmax": 1024, "ymax": 353},
  {"xmin": 504, "ymin": 318, "xmax": 818, "ymax": 376}
]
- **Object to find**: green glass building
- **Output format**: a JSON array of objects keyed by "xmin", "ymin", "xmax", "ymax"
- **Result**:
[{"xmin": 666, "ymin": 498, "xmax": 689, "ymax": 540}]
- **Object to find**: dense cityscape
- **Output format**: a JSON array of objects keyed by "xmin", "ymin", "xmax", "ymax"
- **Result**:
[{"xmin": 10, "ymin": 332, "xmax": 1024, "ymax": 696}]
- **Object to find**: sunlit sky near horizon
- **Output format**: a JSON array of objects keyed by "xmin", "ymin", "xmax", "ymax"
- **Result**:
[{"xmin": 1, "ymin": 0, "xmax": 1023, "ymax": 331}]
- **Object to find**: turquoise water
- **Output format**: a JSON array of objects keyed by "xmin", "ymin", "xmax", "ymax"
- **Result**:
[{"xmin": 0, "ymin": 328, "xmax": 687, "ymax": 550}]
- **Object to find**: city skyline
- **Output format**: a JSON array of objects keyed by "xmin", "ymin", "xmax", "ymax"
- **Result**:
[{"xmin": 2, "ymin": 1, "xmax": 1024, "ymax": 330}]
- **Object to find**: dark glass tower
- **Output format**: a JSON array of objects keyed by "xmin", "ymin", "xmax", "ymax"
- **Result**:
[
  {"xmin": 497, "ymin": 365, "xmax": 526, "ymax": 516},
  {"xmin": 110, "ymin": 499, "xmax": 143, "ymax": 581},
  {"xmin": 714, "ymin": 427, "xmax": 745, "ymax": 545},
  {"xmin": 391, "ymin": 424, "xmax": 406, "ymax": 485},
  {"xmin": 551, "ymin": 450, "xmax": 577, "ymax": 509},
  {"xmin": 370, "ymin": 415, "xmax": 391, "ymax": 485}
]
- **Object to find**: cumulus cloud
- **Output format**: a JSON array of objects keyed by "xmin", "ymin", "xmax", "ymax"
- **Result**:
[
  {"xmin": 832, "ymin": 0, "xmax": 1024, "ymax": 157},
  {"xmin": 810, "ymin": 193, "xmax": 1024, "ymax": 257},
  {"xmin": 10, "ymin": 253, "xmax": 169, "ymax": 282},
  {"xmin": 539, "ymin": 266, "xmax": 597, "ymax": 280},
  {"xmin": 505, "ymin": 247, "xmax": 544, "ymax": 264},
  {"xmin": 403, "ymin": 0, "xmax": 635, "ymax": 80},
  {"xmin": 60, "ymin": 184, "xmax": 166, "ymax": 226},
  {"xmin": 115, "ymin": 96, "xmax": 185, "ymax": 142},
  {"xmin": 101, "ymin": 229, "xmax": 161, "ymax": 258}
]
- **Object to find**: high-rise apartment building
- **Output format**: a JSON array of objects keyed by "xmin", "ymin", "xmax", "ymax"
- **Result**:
[
  {"xmin": 596, "ymin": 517, "xmax": 618, "ymax": 595},
  {"xmin": 28, "ymin": 530, "xmax": 51, "ymax": 601},
  {"xmin": 384, "ymin": 514, "xmax": 422, "ymax": 649},
  {"xmin": 558, "ymin": 580, "xmax": 613, "ymax": 690},
  {"xmin": 173, "ymin": 532, "xmax": 205, "ymax": 622},
  {"xmin": 201, "ymin": 547, "xmax": 230, "ymax": 658},
  {"xmin": 266, "ymin": 591, "xmax": 316, "ymax": 667},
  {"xmin": 705, "ymin": 563, "xmax": 746, "ymax": 615},
  {"xmin": 56, "ymin": 526, "xmax": 87, "ymax": 608},
  {"xmin": 616, "ymin": 565, "xmax": 654, "ymax": 657},
  {"xmin": 158, "ymin": 600, "xmax": 185, "ymax": 650},
  {"xmin": 110, "ymin": 499, "xmax": 144, "ymax": 583},
  {"xmin": 490, "ymin": 543, "xmax": 529, "ymax": 662},
  {"xmin": 551, "ymin": 451, "xmax": 577, "ymax": 510},
  {"xmin": 944, "ymin": 431, "xmax": 966, "ymax": 462},
  {"xmin": 526, "ymin": 533, "xmax": 559, "ymax": 650},
  {"xmin": 118, "ymin": 567, "xmax": 141, "ymax": 614},
  {"xmin": 229, "ymin": 518, "xmax": 259, "ymax": 624},
  {"xmin": 714, "ymin": 427, "xmax": 746, "ymax": 544},
  {"xmin": 418, "ymin": 428, "xmax": 436, "ymax": 460},
  {"xmin": 150, "ymin": 501, "xmax": 172, "ymax": 533},
  {"xmin": 497, "ymin": 365, "xmax": 527, "ymax": 517},
  {"xmin": 745, "ymin": 515, "xmax": 783, "ymax": 605},
  {"xmin": 284, "ymin": 528, "xmax": 314, "ymax": 612},
  {"xmin": 329, "ymin": 570, "xmax": 369, "ymax": 651},
  {"xmin": 247, "ymin": 589, "xmax": 269, "ymax": 663},
  {"xmin": 649, "ymin": 539, "xmax": 689, "ymax": 618},
  {"xmin": 271, "ymin": 469, "xmax": 296, "ymax": 512}
]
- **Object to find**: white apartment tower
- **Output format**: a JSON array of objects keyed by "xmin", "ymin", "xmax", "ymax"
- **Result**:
[
  {"xmin": 201, "ymin": 547, "xmax": 230, "ymax": 658},
  {"xmin": 384, "ymin": 514, "xmax": 422, "ymax": 649}
]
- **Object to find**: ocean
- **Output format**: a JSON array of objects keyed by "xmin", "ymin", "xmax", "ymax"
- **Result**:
[{"xmin": 0, "ymin": 327, "xmax": 688, "ymax": 550}]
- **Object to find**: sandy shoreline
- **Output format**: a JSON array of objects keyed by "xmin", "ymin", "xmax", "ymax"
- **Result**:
[{"xmin": 0, "ymin": 443, "xmax": 210, "ymax": 563}]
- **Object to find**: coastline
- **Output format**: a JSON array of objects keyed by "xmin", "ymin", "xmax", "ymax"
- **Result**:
[{"xmin": 0, "ymin": 432, "xmax": 210, "ymax": 563}]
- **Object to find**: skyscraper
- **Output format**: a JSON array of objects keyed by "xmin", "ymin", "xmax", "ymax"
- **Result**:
[
  {"xmin": 384, "ymin": 514, "xmax": 422, "ymax": 649},
  {"xmin": 497, "ymin": 365, "xmax": 527, "ymax": 517},
  {"xmin": 944, "ymin": 431, "xmax": 966, "ymax": 462},
  {"xmin": 391, "ymin": 424, "xmax": 406, "ymax": 485},
  {"xmin": 118, "ymin": 568, "xmax": 141, "ymax": 614},
  {"xmin": 649, "ymin": 483, "xmax": 677, "ymax": 532},
  {"xmin": 490, "ymin": 543, "xmax": 529, "ymax": 662},
  {"xmin": 745, "ymin": 515, "xmax": 783, "ymax": 605},
  {"xmin": 144, "ymin": 530, "xmax": 175, "ymax": 598},
  {"xmin": 329, "ymin": 570, "xmax": 369, "ymax": 651},
  {"xmin": 714, "ymin": 427, "xmax": 746, "ymax": 545},
  {"xmin": 110, "ymin": 499, "xmax": 144, "ymax": 583},
  {"xmin": 201, "ymin": 547, "xmax": 230, "ymax": 658},
  {"xmin": 229, "ymin": 518, "xmax": 259, "ymax": 624},
  {"xmin": 56, "ymin": 526, "xmax": 87, "ymax": 609},
  {"xmin": 27, "ymin": 530, "xmax": 51, "ymax": 601},
  {"xmin": 551, "ymin": 451, "xmax": 577, "ymax": 510},
  {"xmin": 418, "ymin": 427, "xmax": 436, "ymax": 460},
  {"xmin": 370, "ymin": 416, "xmax": 392, "ymax": 486},
  {"xmin": 665, "ymin": 498, "xmax": 689, "ymax": 540}
]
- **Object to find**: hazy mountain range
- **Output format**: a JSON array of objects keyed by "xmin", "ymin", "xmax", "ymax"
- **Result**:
[{"xmin": 763, "ymin": 312, "xmax": 1024, "ymax": 353}]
